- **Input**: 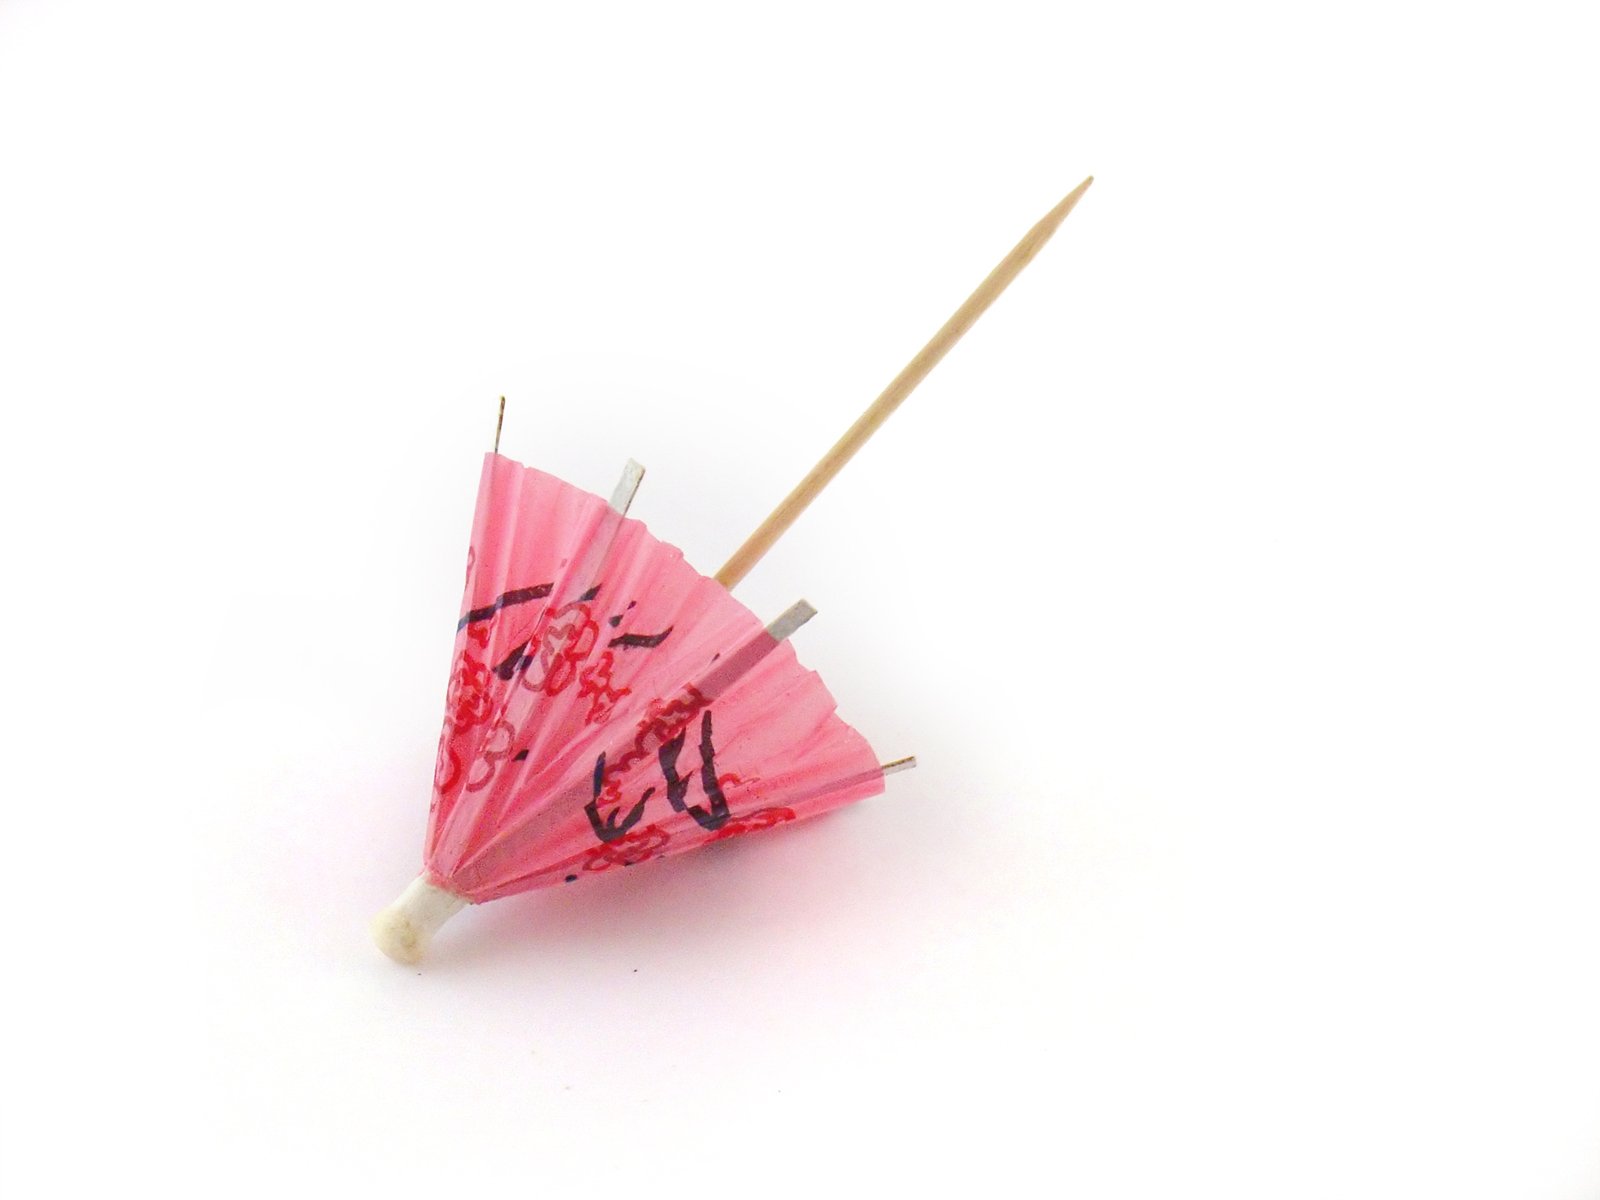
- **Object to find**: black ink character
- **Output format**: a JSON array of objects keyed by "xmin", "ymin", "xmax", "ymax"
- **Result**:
[
  {"xmin": 583, "ymin": 709, "xmax": 730, "ymax": 842},
  {"xmin": 658, "ymin": 710, "xmax": 731, "ymax": 832},
  {"xmin": 584, "ymin": 752, "xmax": 655, "ymax": 843}
]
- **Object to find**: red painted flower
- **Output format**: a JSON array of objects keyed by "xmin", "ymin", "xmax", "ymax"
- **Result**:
[
  {"xmin": 706, "ymin": 806, "xmax": 796, "ymax": 843},
  {"xmin": 433, "ymin": 737, "xmax": 462, "ymax": 795},
  {"xmin": 445, "ymin": 650, "xmax": 494, "ymax": 732},
  {"xmin": 582, "ymin": 824, "xmax": 673, "ymax": 872},
  {"xmin": 578, "ymin": 650, "xmax": 630, "ymax": 724},
  {"xmin": 537, "ymin": 601, "xmax": 600, "ymax": 696}
]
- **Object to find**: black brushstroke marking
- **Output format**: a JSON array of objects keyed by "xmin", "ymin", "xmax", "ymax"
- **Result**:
[
  {"xmin": 457, "ymin": 583, "xmax": 552, "ymax": 631},
  {"xmin": 660, "ymin": 710, "xmax": 730, "ymax": 831},
  {"xmin": 609, "ymin": 627, "xmax": 673, "ymax": 649},
  {"xmin": 578, "ymin": 584, "xmax": 601, "ymax": 602},
  {"xmin": 513, "ymin": 749, "xmax": 529, "ymax": 762},
  {"xmin": 584, "ymin": 750, "xmax": 655, "ymax": 843},
  {"xmin": 564, "ymin": 874, "xmax": 578, "ymax": 883},
  {"xmin": 607, "ymin": 614, "xmax": 623, "ymax": 627},
  {"xmin": 494, "ymin": 642, "xmax": 531, "ymax": 681}
]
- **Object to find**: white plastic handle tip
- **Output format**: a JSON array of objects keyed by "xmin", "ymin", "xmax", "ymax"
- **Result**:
[{"xmin": 371, "ymin": 875, "xmax": 467, "ymax": 964}]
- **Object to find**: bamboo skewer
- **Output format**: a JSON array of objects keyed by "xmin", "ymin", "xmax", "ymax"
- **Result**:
[{"xmin": 714, "ymin": 175, "xmax": 1093, "ymax": 590}]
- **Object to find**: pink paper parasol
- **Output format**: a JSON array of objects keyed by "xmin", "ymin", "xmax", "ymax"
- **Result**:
[{"xmin": 373, "ymin": 177, "xmax": 1092, "ymax": 962}]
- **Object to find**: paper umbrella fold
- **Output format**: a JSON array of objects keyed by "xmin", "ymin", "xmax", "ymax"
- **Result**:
[
  {"xmin": 373, "ymin": 176, "xmax": 1092, "ymax": 962},
  {"xmin": 371, "ymin": 453, "xmax": 902, "ymax": 961}
]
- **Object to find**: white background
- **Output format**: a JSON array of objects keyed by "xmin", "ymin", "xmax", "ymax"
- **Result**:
[{"xmin": 2, "ymin": 2, "xmax": 1597, "ymax": 1195}]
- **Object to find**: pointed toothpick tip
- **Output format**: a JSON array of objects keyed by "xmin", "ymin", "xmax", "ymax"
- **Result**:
[
  {"xmin": 712, "ymin": 171, "xmax": 1095, "ymax": 590},
  {"xmin": 493, "ymin": 396, "xmax": 506, "ymax": 455},
  {"xmin": 1043, "ymin": 175, "xmax": 1095, "ymax": 225}
]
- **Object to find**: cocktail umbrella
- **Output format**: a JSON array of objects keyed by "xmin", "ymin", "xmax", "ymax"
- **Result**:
[{"xmin": 373, "ymin": 177, "xmax": 1093, "ymax": 963}]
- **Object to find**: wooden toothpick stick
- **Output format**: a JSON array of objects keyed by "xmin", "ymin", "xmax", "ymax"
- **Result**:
[
  {"xmin": 714, "ymin": 176, "xmax": 1093, "ymax": 590},
  {"xmin": 493, "ymin": 395, "xmax": 506, "ymax": 454}
]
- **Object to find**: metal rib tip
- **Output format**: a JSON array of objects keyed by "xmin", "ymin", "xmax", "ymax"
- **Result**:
[
  {"xmin": 765, "ymin": 599, "xmax": 817, "ymax": 641},
  {"xmin": 608, "ymin": 459, "xmax": 645, "ymax": 515}
]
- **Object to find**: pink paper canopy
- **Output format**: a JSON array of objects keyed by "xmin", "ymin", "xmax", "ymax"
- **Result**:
[{"xmin": 424, "ymin": 454, "xmax": 885, "ymax": 903}]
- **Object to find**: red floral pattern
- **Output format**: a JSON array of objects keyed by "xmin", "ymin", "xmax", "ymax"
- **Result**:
[
  {"xmin": 445, "ymin": 650, "xmax": 493, "ymax": 732},
  {"xmin": 706, "ymin": 806, "xmax": 796, "ymax": 842},
  {"xmin": 534, "ymin": 600, "xmax": 599, "ymax": 696},
  {"xmin": 581, "ymin": 823, "xmax": 673, "ymax": 872},
  {"xmin": 577, "ymin": 650, "xmax": 630, "ymax": 724}
]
